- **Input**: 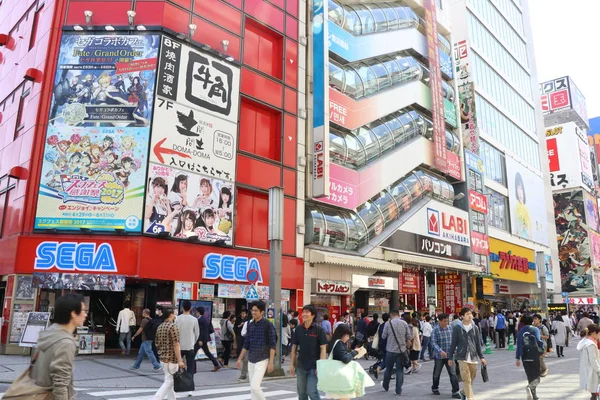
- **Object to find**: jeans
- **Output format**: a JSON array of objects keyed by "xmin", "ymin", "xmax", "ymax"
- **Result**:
[
  {"xmin": 539, "ymin": 354, "xmax": 547, "ymax": 374},
  {"xmin": 296, "ymin": 367, "xmax": 320, "ymax": 400},
  {"xmin": 119, "ymin": 331, "xmax": 132, "ymax": 355},
  {"xmin": 431, "ymin": 358, "xmax": 459, "ymax": 393},
  {"xmin": 383, "ymin": 352, "xmax": 405, "ymax": 395},
  {"xmin": 153, "ymin": 362, "xmax": 177, "ymax": 400},
  {"xmin": 248, "ymin": 359, "xmax": 269, "ymax": 400},
  {"xmin": 181, "ymin": 349, "xmax": 196, "ymax": 375},
  {"xmin": 458, "ymin": 361, "xmax": 477, "ymax": 400},
  {"xmin": 199, "ymin": 341, "xmax": 220, "ymax": 367},
  {"xmin": 133, "ymin": 341, "xmax": 160, "ymax": 369},
  {"xmin": 498, "ymin": 328, "xmax": 506, "ymax": 348},
  {"xmin": 420, "ymin": 336, "xmax": 431, "ymax": 360},
  {"xmin": 375, "ymin": 348, "xmax": 387, "ymax": 370}
]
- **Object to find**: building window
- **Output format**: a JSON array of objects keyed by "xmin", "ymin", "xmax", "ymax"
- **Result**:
[
  {"xmin": 472, "ymin": 211, "xmax": 486, "ymax": 233},
  {"xmin": 29, "ymin": 5, "xmax": 43, "ymax": 50},
  {"xmin": 14, "ymin": 85, "xmax": 30, "ymax": 139},
  {"xmin": 485, "ymin": 188, "xmax": 510, "ymax": 231},
  {"xmin": 473, "ymin": 253, "xmax": 488, "ymax": 271},
  {"xmin": 0, "ymin": 176, "xmax": 16, "ymax": 238},
  {"xmin": 480, "ymin": 140, "xmax": 506, "ymax": 185},
  {"xmin": 468, "ymin": 170, "xmax": 484, "ymax": 192}
]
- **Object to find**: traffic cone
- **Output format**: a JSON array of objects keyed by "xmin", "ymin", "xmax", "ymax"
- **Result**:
[
  {"xmin": 507, "ymin": 334, "xmax": 515, "ymax": 351},
  {"xmin": 484, "ymin": 337, "xmax": 493, "ymax": 355}
]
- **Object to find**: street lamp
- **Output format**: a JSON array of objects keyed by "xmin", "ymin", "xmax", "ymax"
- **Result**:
[{"xmin": 268, "ymin": 186, "xmax": 285, "ymax": 376}]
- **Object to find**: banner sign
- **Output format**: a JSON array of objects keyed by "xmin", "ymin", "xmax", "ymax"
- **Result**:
[
  {"xmin": 399, "ymin": 267, "xmax": 420, "ymax": 295},
  {"xmin": 471, "ymin": 231, "xmax": 490, "ymax": 255},
  {"xmin": 32, "ymin": 273, "xmax": 125, "ymax": 291},
  {"xmin": 312, "ymin": 279, "xmax": 351, "ymax": 295},
  {"xmin": 35, "ymin": 34, "xmax": 159, "ymax": 232},
  {"xmin": 469, "ymin": 190, "xmax": 488, "ymax": 214},
  {"xmin": 546, "ymin": 122, "xmax": 594, "ymax": 191},
  {"xmin": 437, "ymin": 273, "xmax": 462, "ymax": 315}
]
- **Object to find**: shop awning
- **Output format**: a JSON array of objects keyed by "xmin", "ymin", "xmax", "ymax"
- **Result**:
[
  {"xmin": 383, "ymin": 250, "xmax": 480, "ymax": 273},
  {"xmin": 308, "ymin": 249, "xmax": 403, "ymax": 273}
]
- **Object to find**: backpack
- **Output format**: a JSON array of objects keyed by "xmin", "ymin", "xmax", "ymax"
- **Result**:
[
  {"xmin": 147, "ymin": 317, "xmax": 161, "ymax": 341},
  {"xmin": 522, "ymin": 328, "xmax": 543, "ymax": 361}
]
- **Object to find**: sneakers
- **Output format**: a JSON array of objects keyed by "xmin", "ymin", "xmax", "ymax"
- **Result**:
[
  {"xmin": 412, "ymin": 364, "xmax": 422, "ymax": 373},
  {"xmin": 153, "ymin": 367, "xmax": 162, "ymax": 372},
  {"xmin": 459, "ymin": 390, "xmax": 466, "ymax": 400},
  {"xmin": 238, "ymin": 375, "xmax": 247, "ymax": 381},
  {"xmin": 432, "ymin": 389, "xmax": 440, "ymax": 395},
  {"xmin": 526, "ymin": 386, "xmax": 534, "ymax": 400},
  {"xmin": 540, "ymin": 369, "xmax": 548, "ymax": 377},
  {"xmin": 130, "ymin": 366, "xmax": 140, "ymax": 370},
  {"xmin": 405, "ymin": 368, "xmax": 412, "ymax": 375},
  {"xmin": 451, "ymin": 393, "xmax": 461, "ymax": 399}
]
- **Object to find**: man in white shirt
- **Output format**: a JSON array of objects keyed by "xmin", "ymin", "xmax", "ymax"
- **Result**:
[
  {"xmin": 116, "ymin": 301, "xmax": 136, "ymax": 356},
  {"xmin": 561, "ymin": 312, "xmax": 572, "ymax": 346},
  {"xmin": 175, "ymin": 300, "xmax": 200, "ymax": 374},
  {"xmin": 489, "ymin": 313, "xmax": 497, "ymax": 346},
  {"xmin": 420, "ymin": 315, "xmax": 433, "ymax": 361}
]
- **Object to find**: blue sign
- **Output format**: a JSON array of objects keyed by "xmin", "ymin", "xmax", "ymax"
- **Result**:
[
  {"xmin": 246, "ymin": 285, "xmax": 259, "ymax": 301},
  {"xmin": 34, "ymin": 241, "xmax": 117, "ymax": 272},
  {"xmin": 203, "ymin": 253, "xmax": 263, "ymax": 283},
  {"xmin": 464, "ymin": 149, "xmax": 484, "ymax": 173}
]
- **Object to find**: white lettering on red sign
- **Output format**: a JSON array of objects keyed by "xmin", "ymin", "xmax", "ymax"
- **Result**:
[{"xmin": 469, "ymin": 190, "xmax": 488, "ymax": 214}]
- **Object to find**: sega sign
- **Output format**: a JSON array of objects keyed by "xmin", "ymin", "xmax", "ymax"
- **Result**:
[
  {"xmin": 34, "ymin": 241, "xmax": 117, "ymax": 272},
  {"xmin": 203, "ymin": 253, "xmax": 263, "ymax": 283}
]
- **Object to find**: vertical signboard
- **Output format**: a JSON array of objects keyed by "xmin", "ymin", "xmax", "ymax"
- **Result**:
[
  {"xmin": 546, "ymin": 122, "xmax": 593, "ymax": 191},
  {"xmin": 35, "ymin": 34, "xmax": 159, "ymax": 232},
  {"xmin": 424, "ymin": 0, "xmax": 447, "ymax": 174},
  {"xmin": 312, "ymin": 0, "xmax": 329, "ymax": 197},
  {"xmin": 453, "ymin": 39, "xmax": 479, "ymax": 155},
  {"xmin": 464, "ymin": 150, "xmax": 489, "ymax": 272},
  {"xmin": 569, "ymin": 77, "xmax": 588, "ymax": 124},
  {"xmin": 143, "ymin": 36, "xmax": 239, "ymax": 246}
]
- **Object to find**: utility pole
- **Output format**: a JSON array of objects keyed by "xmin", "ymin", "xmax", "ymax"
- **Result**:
[
  {"xmin": 536, "ymin": 251, "xmax": 548, "ymax": 314},
  {"xmin": 267, "ymin": 186, "xmax": 285, "ymax": 376}
]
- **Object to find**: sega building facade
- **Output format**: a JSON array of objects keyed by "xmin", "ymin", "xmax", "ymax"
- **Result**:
[{"xmin": 0, "ymin": 0, "xmax": 306, "ymax": 354}]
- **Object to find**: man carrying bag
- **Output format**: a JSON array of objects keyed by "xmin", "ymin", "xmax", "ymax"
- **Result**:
[{"xmin": 381, "ymin": 310, "xmax": 413, "ymax": 396}]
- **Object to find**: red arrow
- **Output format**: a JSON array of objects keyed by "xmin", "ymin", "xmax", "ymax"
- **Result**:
[{"xmin": 153, "ymin": 138, "xmax": 192, "ymax": 164}]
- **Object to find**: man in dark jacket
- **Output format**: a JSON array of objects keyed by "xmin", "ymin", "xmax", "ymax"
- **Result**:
[
  {"xmin": 197, "ymin": 306, "xmax": 221, "ymax": 372},
  {"xmin": 151, "ymin": 305, "xmax": 164, "ymax": 361},
  {"xmin": 516, "ymin": 315, "xmax": 544, "ymax": 400},
  {"xmin": 352, "ymin": 312, "xmax": 369, "ymax": 349},
  {"xmin": 449, "ymin": 307, "xmax": 487, "ymax": 400}
]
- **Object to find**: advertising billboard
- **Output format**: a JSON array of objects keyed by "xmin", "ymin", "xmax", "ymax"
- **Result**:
[
  {"xmin": 546, "ymin": 122, "xmax": 593, "ymax": 191},
  {"xmin": 589, "ymin": 116, "xmax": 600, "ymax": 186},
  {"xmin": 35, "ymin": 34, "xmax": 159, "ymax": 232},
  {"xmin": 453, "ymin": 37, "xmax": 479, "ymax": 155},
  {"xmin": 488, "ymin": 238, "xmax": 536, "ymax": 283},
  {"xmin": 554, "ymin": 190, "xmax": 593, "ymax": 295},
  {"xmin": 505, "ymin": 157, "xmax": 549, "ymax": 246},
  {"xmin": 540, "ymin": 77, "xmax": 571, "ymax": 115},
  {"xmin": 569, "ymin": 77, "xmax": 588, "ymax": 124}
]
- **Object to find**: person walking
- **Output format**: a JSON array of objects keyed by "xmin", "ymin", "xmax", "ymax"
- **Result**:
[
  {"xmin": 175, "ymin": 300, "xmax": 200, "ymax": 374},
  {"xmin": 219, "ymin": 310, "xmax": 235, "ymax": 368},
  {"xmin": 448, "ymin": 307, "xmax": 487, "ymax": 400},
  {"xmin": 281, "ymin": 314, "xmax": 292, "ymax": 364},
  {"xmin": 321, "ymin": 313, "xmax": 333, "ymax": 341},
  {"xmin": 197, "ymin": 306, "xmax": 221, "ymax": 372},
  {"xmin": 420, "ymin": 315, "xmax": 433, "ymax": 361},
  {"xmin": 116, "ymin": 301, "xmax": 136, "ymax": 356},
  {"xmin": 489, "ymin": 313, "xmax": 497, "ymax": 345},
  {"xmin": 367, "ymin": 314, "xmax": 380, "ymax": 340},
  {"xmin": 431, "ymin": 313, "xmax": 461, "ymax": 399},
  {"xmin": 578, "ymin": 312, "xmax": 595, "ymax": 334},
  {"xmin": 533, "ymin": 314, "xmax": 549, "ymax": 377},
  {"xmin": 507, "ymin": 311, "xmax": 518, "ymax": 345},
  {"xmin": 496, "ymin": 311, "xmax": 507, "ymax": 348},
  {"xmin": 381, "ymin": 310, "xmax": 413, "ymax": 396},
  {"xmin": 479, "ymin": 315, "xmax": 490, "ymax": 346},
  {"xmin": 353, "ymin": 312, "xmax": 369, "ymax": 349},
  {"xmin": 236, "ymin": 301, "xmax": 277, "ymax": 400},
  {"xmin": 578, "ymin": 324, "xmax": 600, "ymax": 400},
  {"xmin": 373, "ymin": 313, "xmax": 389, "ymax": 380},
  {"xmin": 153, "ymin": 308, "xmax": 186, "ymax": 400},
  {"xmin": 409, "ymin": 318, "xmax": 422, "ymax": 373},
  {"xmin": 552, "ymin": 315, "xmax": 567, "ymax": 357},
  {"xmin": 562, "ymin": 312, "xmax": 572, "ymax": 347},
  {"xmin": 131, "ymin": 308, "xmax": 162, "ymax": 371},
  {"xmin": 333, "ymin": 314, "xmax": 345, "ymax": 331},
  {"xmin": 516, "ymin": 315, "xmax": 544, "ymax": 400},
  {"xmin": 290, "ymin": 304, "xmax": 328, "ymax": 400},
  {"xmin": 152, "ymin": 305, "xmax": 164, "ymax": 361}
]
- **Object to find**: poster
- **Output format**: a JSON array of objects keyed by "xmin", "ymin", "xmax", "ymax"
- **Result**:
[
  {"xmin": 585, "ymin": 192, "xmax": 600, "ymax": 232},
  {"xmin": 32, "ymin": 273, "xmax": 125, "ymax": 291},
  {"xmin": 436, "ymin": 273, "xmax": 462, "ymax": 315},
  {"xmin": 554, "ymin": 191, "xmax": 593, "ymax": 295},
  {"xmin": 9, "ymin": 304, "xmax": 33, "ymax": 343},
  {"xmin": 399, "ymin": 267, "xmax": 420, "ymax": 295},
  {"xmin": 78, "ymin": 334, "xmax": 93, "ymax": 354},
  {"xmin": 15, "ymin": 276, "xmax": 35, "ymax": 300},
  {"xmin": 91, "ymin": 334, "xmax": 106, "ymax": 354},
  {"xmin": 195, "ymin": 333, "xmax": 218, "ymax": 360},
  {"xmin": 590, "ymin": 231, "xmax": 600, "ymax": 270},
  {"xmin": 175, "ymin": 282, "xmax": 193, "ymax": 301},
  {"xmin": 35, "ymin": 34, "xmax": 160, "ymax": 232},
  {"xmin": 544, "ymin": 254, "xmax": 554, "ymax": 284},
  {"xmin": 505, "ymin": 157, "xmax": 549, "ymax": 245},
  {"xmin": 199, "ymin": 284, "xmax": 215, "ymax": 298},
  {"xmin": 20, "ymin": 312, "xmax": 51, "ymax": 347},
  {"xmin": 217, "ymin": 284, "xmax": 270, "ymax": 299},
  {"xmin": 144, "ymin": 164, "xmax": 233, "ymax": 245}
]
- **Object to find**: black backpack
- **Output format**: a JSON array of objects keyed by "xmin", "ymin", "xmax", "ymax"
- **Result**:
[
  {"xmin": 146, "ymin": 317, "xmax": 160, "ymax": 341},
  {"xmin": 521, "ymin": 328, "xmax": 543, "ymax": 361}
]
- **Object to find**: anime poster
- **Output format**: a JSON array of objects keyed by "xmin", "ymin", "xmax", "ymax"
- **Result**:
[
  {"xmin": 32, "ymin": 273, "xmax": 125, "ymax": 291},
  {"xmin": 78, "ymin": 334, "xmax": 93, "ymax": 354},
  {"xmin": 585, "ymin": 191, "xmax": 600, "ymax": 232},
  {"xmin": 554, "ymin": 190, "xmax": 593, "ymax": 295},
  {"xmin": 144, "ymin": 164, "xmax": 233, "ymax": 245},
  {"xmin": 15, "ymin": 276, "xmax": 35, "ymax": 300},
  {"xmin": 35, "ymin": 34, "xmax": 159, "ymax": 232}
]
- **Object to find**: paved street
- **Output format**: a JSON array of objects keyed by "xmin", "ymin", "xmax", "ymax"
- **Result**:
[{"xmin": 0, "ymin": 338, "xmax": 592, "ymax": 399}]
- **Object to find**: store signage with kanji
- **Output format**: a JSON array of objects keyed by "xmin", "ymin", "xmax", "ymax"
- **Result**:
[{"xmin": 315, "ymin": 279, "xmax": 351, "ymax": 294}]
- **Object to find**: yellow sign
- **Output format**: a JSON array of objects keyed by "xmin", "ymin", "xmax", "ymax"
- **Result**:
[
  {"xmin": 482, "ymin": 278, "xmax": 494, "ymax": 294},
  {"xmin": 489, "ymin": 238, "xmax": 536, "ymax": 283}
]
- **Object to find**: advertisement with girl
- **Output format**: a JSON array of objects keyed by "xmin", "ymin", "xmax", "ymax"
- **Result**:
[{"xmin": 144, "ymin": 164, "xmax": 234, "ymax": 245}]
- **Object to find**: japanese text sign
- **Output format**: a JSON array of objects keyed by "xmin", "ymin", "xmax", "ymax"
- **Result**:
[{"xmin": 313, "ymin": 279, "xmax": 351, "ymax": 295}]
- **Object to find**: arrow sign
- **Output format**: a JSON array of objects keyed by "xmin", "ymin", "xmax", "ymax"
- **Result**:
[
  {"xmin": 245, "ymin": 285, "xmax": 259, "ymax": 301},
  {"xmin": 153, "ymin": 137, "xmax": 192, "ymax": 164}
]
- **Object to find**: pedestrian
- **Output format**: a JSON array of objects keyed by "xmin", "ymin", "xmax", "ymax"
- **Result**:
[
  {"xmin": 153, "ymin": 307, "xmax": 186, "ymax": 400},
  {"xmin": 562, "ymin": 312, "xmax": 572, "ymax": 346},
  {"xmin": 175, "ymin": 300, "xmax": 199, "ymax": 374},
  {"xmin": 516, "ymin": 315, "xmax": 544, "ymax": 400},
  {"xmin": 533, "ymin": 314, "xmax": 549, "ymax": 377},
  {"xmin": 333, "ymin": 314, "xmax": 345, "ymax": 331},
  {"xmin": 448, "ymin": 307, "xmax": 487, "ymax": 400},
  {"xmin": 571, "ymin": 313, "xmax": 578, "ymax": 337},
  {"xmin": 373, "ymin": 312, "xmax": 389, "ymax": 379},
  {"xmin": 327, "ymin": 323, "xmax": 372, "ymax": 399},
  {"xmin": 236, "ymin": 300, "xmax": 277, "ymax": 400},
  {"xmin": 381, "ymin": 310, "xmax": 413, "ymax": 396},
  {"xmin": 430, "ymin": 313, "xmax": 461, "ymax": 399},
  {"xmin": 290, "ymin": 304, "xmax": 328, "ymax": 400},
  {"xmin": 479, "ymin": 315, "xmax": 490, "ymax": 346},
  {"xmin": 131, "ymin": 308, "xmax": 162, "ymax": 372},
  {"xmin": 116, "ymin": 301, "xmax": 136, "ymax": 356},
  {"xmin": 451, "ymin": 314, "xmax": 462, "ymax": 328},
  {"xmin": 281, "ymin": 313, "xmax": 291, "ymax": 364},
  {"xmin": 219, "ymin": 310, "xmax": 235, "ymax": 367},
  {"xmin": 496, "ymin": 311, "xmax": 507, "ymax": 348},
  {"xmin": 409, "ymin": 318, "xmax": 422, "ymax": 373},
  {"xmin": 152, "ymin": 305, "xmax": 164, "ymax": 361},
  {"xmin": 489, "ymin": 312, "xmax": 496, "ymax": 344},
  {"xmin": 367, "ymin": 314, "xmax": 380, "ymax": 340},
  {"xmin": 507, "ymin": 311, "xmax": 518, "ymax": 344},
  {"xmin": 197, "ymin": 306, "xmax": 221, "ymax": 372},
  {"xmin": 26, "ymin": 293, "xmax": 86, "ymax": 400},
  {"xmin": 353, "ymin": 312, "xmax": 369, "ymax": 349},
  {"xmin": 235, "ymin": 310, "xmax": 249, "ymax": 362},
  {"xmin": 420, "ymin": 315, "xmax": 433, "ymax": 361},
  {"xmin": 578, "ymin": 324, "xmax": 600, "ymax": 400},
  {"xmin": 578, "ymin": 312, "xmax": 595, "ymax": 334},
  {"xmin": 321, "ymin": 313, "xmax": 333, "ymax": 341},
  {"xmin": 552, "ymin": 314, "xmax": 567, "ymax": 357}
]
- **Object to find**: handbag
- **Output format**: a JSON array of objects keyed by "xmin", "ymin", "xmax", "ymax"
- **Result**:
[
  {"xmin": 173, "ymin": 369, "xmax": 195, "ymax": 392},
  {"xmin": 316, "ymin": 340, "xmax": 358, "ymax": 394},
  {"xmin": 3, "ymin": 352, "xmax": 53, "ymax": 399},
  {"xmin": 389, "ymin": 320, "xmax": 411, "ymax": 369},
  {"xmin": 355, "ymin": 331, "xmax": 365, "ymax": 342},
  {"xmin": 372, "ymin": 332, "xmax": 379, "ymax": 350},
  {"xmin": 481, "ymin": 364, "xmax": 489, "ymax": 383}
]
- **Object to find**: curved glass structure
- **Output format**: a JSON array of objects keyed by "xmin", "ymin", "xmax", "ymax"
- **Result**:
[
  {"xmin": 329, "ymin": 107, "xmax": 460, "ymax": 169},
  {"xmin": 329, "ymin": 55, "xmax": 455, "ymax": 101},
  {"xmin": 306, "ymin": 169, "xmax": 455, "ymax": 250}
]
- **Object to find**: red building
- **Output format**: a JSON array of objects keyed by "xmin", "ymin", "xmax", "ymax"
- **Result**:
[{"xmin": 0, "ymin": 0, "xmax": 304, "ymax": 353}]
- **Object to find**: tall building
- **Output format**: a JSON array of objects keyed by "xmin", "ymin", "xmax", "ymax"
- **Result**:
[
  {"xmin": 447, "ymin": 0, "xmax": 559, "ymax": 312},
  {"xmin": 0, "ymin": 0, "xmax": 305, "ymax": 354},
  {"xmin": 303, "ymin": 0, "xmax": 479, "ymax": 319},
  {"xmin": 541, "ymin": 76, "xmax": 599, "ymax": 302}
]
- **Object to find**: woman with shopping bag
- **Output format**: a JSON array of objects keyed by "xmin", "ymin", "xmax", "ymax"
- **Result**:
[{"xmin": 317, "ymin": 324, "xmax": 375, "ymax": 399}]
